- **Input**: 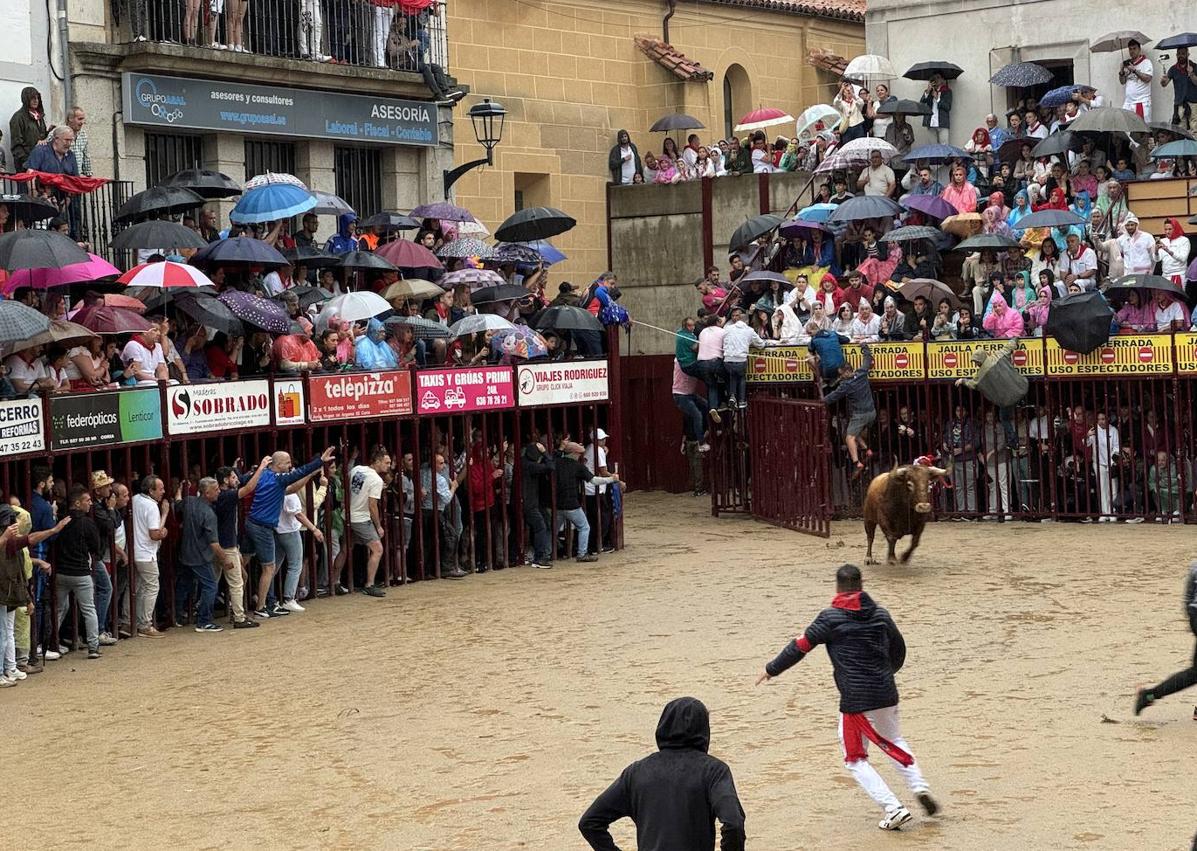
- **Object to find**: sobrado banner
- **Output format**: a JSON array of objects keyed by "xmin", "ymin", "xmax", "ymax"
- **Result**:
[
  {"xmin": 516, "ymin": 361, "xmax": 609, "ymax": 407},
  {"xmin": 0, "ymin": 398, "xmax": 44, "ymax": 455},
  {"xmin": 166, "ymin": 380, "xmax": 272, "ymax": 435},
  {"xmin": 308, "ymin": 371, "xmax": 414, "ymax": 422},
  {"xmin": 50, "ymin": 389, "xmax": 162, "ymax": 450},
  {"xmin": 415, "ymin": 367, "xmax": 515, "ymax": 415}
]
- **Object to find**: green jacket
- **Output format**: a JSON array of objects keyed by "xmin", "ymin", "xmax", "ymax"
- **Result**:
[{"xmin": 8, "ymin": 108, "xmax": 46, "ymax": 171}]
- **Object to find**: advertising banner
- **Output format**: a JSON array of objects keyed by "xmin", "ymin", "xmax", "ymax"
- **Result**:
[
  {"xmin": 167, "ymin": 380, "xmax": 272, "ymax": 435},
  {"xmin": 308, "ymin": 371, "xmax": 413, "ymax": 422},
  {"xmin": 1175, "ymin": 333, "xmax": 1197, "ymax": 375},
  {"xmin": 747, "ymin": 347, "xmax": 812, "ymax": 383},
  {"xmin": 926, "ymin": 339, "xmax": 1045, "ymax": 380},
  {"xmin": 516, "ymin": 361, "xmax": 610, "ymax": 407},
  {"xmin": 1044, "ymin": 335, "xmax": 1174, "ymax": 376},
  {"xmin": 0, "ymin": 398, "xmax": 44, "ymax": 456},
  {"xmin": 50, "ymin": 389, "xmax": 162, "ymax": 450},
  {"xmin": 416, "ymin": 367, "xmax": 515, "ymax": 415},
  {"xmin": 273, "ymin": 378, "xmax": 306, "ymax": 427},
  {"xmin": 747, "ymin": 342, "xmax": 924, "ymax": 383}
]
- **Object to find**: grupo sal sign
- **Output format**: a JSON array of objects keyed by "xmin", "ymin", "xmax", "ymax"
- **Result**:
[
  {"xmin": 416, "ymin": 367, "xmax": 515, "ymax": 415},
  {"xmin": 516, "ymin": 361, "xmax": 609, "ymax": 407},
  {"xmin": 308, "ymin": 371, "xmax": 413, "ymax": 422},
  {"xmin": 167, "ymin": 380, "xmax": 271, "ymax": 435}
]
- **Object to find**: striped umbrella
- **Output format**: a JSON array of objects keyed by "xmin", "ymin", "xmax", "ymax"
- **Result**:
[
  {"xmin": 117, "ymin": 261, "xmax": 213, "ymax": 289},
  {"xmin": 384, "ymin": 315, "xmax": 452, "ymax": 340}
]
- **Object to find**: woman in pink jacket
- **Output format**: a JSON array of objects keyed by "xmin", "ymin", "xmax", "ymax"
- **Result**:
[
  {"xmin": 983, "ymin": 291, "xmax": 1024, "ymax": 338},
  {"xmin": 1026, "ymin": 284, "xmax": 1053, "ymax": 336},
  {"xmin": 940, "ymin": 164, "xmax": 979, "ymax": 215}
]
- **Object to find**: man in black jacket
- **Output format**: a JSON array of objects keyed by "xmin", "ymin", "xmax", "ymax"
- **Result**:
[
  {"xmin": 520, "ymin": 440, "xmax": 554, "ymax": 569},
  {"xmin": 579, "ymin": 696, "xmax": 746, "ymax": 851},
  {"xmin": 555, "ymin": 441, "xmax": 618, "ymax": 563},
  {"xmin": 1135, "ymin": 560, "xmax": 1197, "ymax": 718},
  {"xmin": 53, "ymin": 485, "xmax": 105, "ymax": 659},
  {"xmin": 756, "ymin": 564, "xmax": 938, "ymax": 831}
]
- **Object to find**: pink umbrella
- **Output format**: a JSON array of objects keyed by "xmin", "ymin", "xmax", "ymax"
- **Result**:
[
  {"xmin": 1, "ymin": 253, "xmax": 121, "ymax": 294},
  {"xmin": 117, "ymin": 261, "xmax": 212, "ymax": 288},
  {"xmin": 73, "ymin": 305, "xmax": 153, "ymax": 334},
  {"xmin": 734, "ymin": 107, "xmax": 796, "ymax": 133},
  {"xmin": 374, "ymin": 238, "xmax": 443, "ymax": 269}
]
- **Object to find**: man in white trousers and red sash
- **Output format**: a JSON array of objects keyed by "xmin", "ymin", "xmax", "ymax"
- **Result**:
[{"xmin": 756, "ymin": 564, "xmax": 940, "ymax": 830}]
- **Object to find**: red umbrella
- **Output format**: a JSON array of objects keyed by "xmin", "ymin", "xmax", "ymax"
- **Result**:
[
  {"xmin": 117, "ymin": 261, "xmax": 213, "ymax": 289},
  {"xmin": 374, "ymin": 239, "xmax": 443, "ymax": 269},
  {"xmin": 73, "ymin": 305, "xmax": 153, "ymax": 334},
  {"xmin": 734, "ymin": 107, "xmax": 796, "ymax": 133}
]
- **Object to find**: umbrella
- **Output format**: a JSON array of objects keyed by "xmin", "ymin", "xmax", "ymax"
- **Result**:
[
  {"xmin": 97, "ymin": 293, "xmax": 148, "ymax": 313},
  {"xmin": 1090, "ymin": 31, "xmax": 1151, "ymax": 53},
  {"xmin": 795, "ymin": 104, "xmax": 840, "ymax": 138},
  {"xmin": 173, "ymin": 292, "xmax": 244, "ymax": 335},
  {"xmin": 733, "ymin": 107, "xmax": 795, "ymax": 133},
  {"xmin": 381, "ymin": 278, "xmax": 442, "ymax": 302},
  {"xmin": 72, "ymin": 305, "xmax": 151, "ymax": 335},
  {"xmin": 410, "ymin": 202, "xmax": 474, "ymax": 223},
  {"xmin": 282, "ymin": 244, "xmax": 338, "ymax": 268},
  {"xmin": 902, "ymin": 195, "xmax": 956, "ymax": 221},
  {"xmin": 518, "ymin": 240, "xmax": 567, "ymax": 265},
  {"xmin": 164, "ymin": 168, "xmax": 241, "ymax": 199},
  {"xmin": 880, "ymin": 225, "xmax": 942, "ymax": 243},
  {"xmin": 1031, "ymin": 130, "xmax": 1079, "ymax": 158},
  {"xmin": 1, "ymin": 253, "xmax": 120, "ymax": 293},
  {"xmin": 218, "ymin": 290, "xmax": 291, "ymax": 334},
  {"xmin": 954, "ymin": 233, "xmax": 1022, "ymax": 251},
  {"xmin": 360, "ymin": 211, "xmax": 420, "ymax": 232},
  {"xmin": 114, "ymin": 186, "xmax": 205, "ymax": 224},
  {"xmin": 875, "ymin": 99, "xmax": 930, "ymax": 116},
  {"xmin": 117, "ymin": 261, "xmax": 213, "ymax": 289},
  {"xmin": 244, "ymin": 172, "xmax": 306, "ymax": 191},
  {"xmin": 449, "ymin": 314, "xmax": 516, "ymax": 337},
  {"xmin": 0, "ymin": 300, "xmax": 51, "ymax": 344},
  {"xmin": 1069, "ymin": 107, "xmax": 1149, "ymax": 136},
  {"xmin": 903, "ymin": 61, "xmax": 964, "ymax": 81},
  {"xmin": 0, "ymin": 229, "xmax": 90, "ymax": 271},
  {"xmin": 740, "ymin": 270, "xmax": 792, "ymax": 286},
  {"xmin": 1038, "ymin": 85, "xmax": 1086, "ymax": 108},
  {"xmin": 897, "ymin": 278, "xmax": 959, "ymax": 307},
  {"xmin": 0, "ymin": 319, "xmax": 96, "ymax": 356},
  {"xmin": 940, "ymin": 213, "xmax": 984, "ymax": 238},
  {"xmin": 844, "ymin": 54, "xmax": 898, "ymax": 82},
  {"xmin": 136, "ymin": 285, "xmax": 217, "ymax": 312},
  {"xmin": 319, "ymin": 291, "xmax": 392, "ymax": 323},
  {"xmin": 311, "ymin": 191, "xmax": 354, "ymax": 216},
  {"xmin": 282, "ymin": 285, "xmax": 334, "ymax": 311},
  {"xmin": 1157, "ymin": 33, "xmax": 1197, "ymax": 50},
  {"xmin": 533, "ymin": 304, "xmax": 603, "ymax": 333},
  {"xmin": 454, "ymin": 217, "xmax": 490, "ymax": 237},
  {"xmin": 1015, "ymin": 209, "xmax": 1086, "ymax": 229},
  {"xmin": 437, "ymin": 237, "xmax": 495, "ymax": 259},
  {"xmin": 494, "ymin": 207, "xmax": 576, "ymax": 243},
  {"xmin": 384, "ymin": 315, "xmax": 452, "ymax": 340},
  {"xmin": 336, "ymin": 251, "xmax": 398, "ymax": 272},
  {"xmin": 779, "ymin": 219, "xmax": 832, "ymax": 238},
  {"xmin": 1105, "ymin": 274, "xmax": 1184, "ymax": 294},
  {"xmin": 491, "ymin": 326, "xmax": 548, "ymax": 360},
  {"xmin": 903, "ymin": 143, "xmax": 972, "ymax": 164},
  {"xmin": 440, "ymin": 268, "xmax": 504, "ymax": 289},
  {"xmin": 827, "ymin": 196, "xmax": 902, "ymax": 225},
  {"xmin": 989, "ymin": 62, "xmax": 1054, "ymax": 87},
  {"xmin": 995, "ymin": 138, "xmax": 1033, "ymax": 163},
  {"xmin": 1151, "ymin": 122, "xmax": 1197, "ymax": 141},
  {"xmin": 230, "ymin": 183, "xmax": 316, "ymax": 224},
  {"xmin": 648, "ymin": 113, "xmax": 705, "ymax": 132},
  {"xmin": 1046, "ymin": 291, "xmax": 1113, "ymax": 354},
  {"xmin": 491, "ymin": 243, "xmax": 541, "ymax": 265},
  {"xmin": 815, "ymin": 150, "xmax": 867, "ymax": 175},
  {"xmin": 110, "ymin": 220, "xmax": 210, "ymax": 252},
  {"xmin": 1151, "ymin": 139, "xmax": 1197, "ymax": 159},
  {"xmin": 796, "ymin": 203, "xmax": 838, "ymax": 223},
  {"xmin": 190, "ymin": 236, "xmax": 289, "ymax": 268},
  {"xmin": 0, "ymin": 194, "xmax": 59, "ymax": 223},
  {"xmin": 729, "ymin": 214, "xmax": 785, "ymax": 251},
  {"xmin": 374, "ymin": 238, "xmax": 443, "ymax": 270},
  {"xmin": 471, "ymin": 284, "xmax": 530, "ymax": 304},
  {"xmin": 837, "ymin": 137, "xmax": 899, "ymax": 160}
]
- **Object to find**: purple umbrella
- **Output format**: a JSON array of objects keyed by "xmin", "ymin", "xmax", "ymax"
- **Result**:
[
  {"xmin": 779, "ymin": 219, "xmax": 832, "ymax": 238},
  {"xmin": 410, "ymin": 202, "xmax": 475, "ymax": 223},
  {"xmin": 902, "ymin": 195, "xmax": 956, "ymax": 221},
  {"xmin": 1188, "ymin": 256, "xmax": 1197, "ymax": 281},
  {"xmin": 217, "ymin": 290, "xmax": 291, "ymax": 334}
]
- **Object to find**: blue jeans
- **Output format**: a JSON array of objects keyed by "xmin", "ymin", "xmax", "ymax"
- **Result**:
[
  {"xmin": 556, "ymin": 507, "xmax": 590, "ymax": 555},
  {"xmin": 673, "ymin": 393, "xmax": 708, "ymax": 441},
  {"xmin": 725, "ymin": 359, "xmax": 747, "ymax": 405},
  {"xmin": 54, "ymin": 574, "xmax": 99, "ymax": 652},
  {"xmin": 268, "ymin": 531, "xmax": 304, "ymax": 605},
  {"xmin": 93, "ymin": 561, "xmax": 113, "ymax": 635},
  {"xmin": 523, "ymin": 504, "xmax": 551, "ymax": 563},
  {"xmin": 245, "ymin": 519, "xmax": 277, "ymax": 565},
  {"xmin": 176, "ymin": 561, "xmax": 218, "ymax": 627},
  {"xmin": 695, "ymin": 358, "xmax": 725, "ymax": 410}
]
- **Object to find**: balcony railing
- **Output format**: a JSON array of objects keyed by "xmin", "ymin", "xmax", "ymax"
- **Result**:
[
  {"xmin": 120, "ymin": 0, "xmax": 449, "ymax": 74},
  {"xmin": 1, "ymin": 176, "xmax": 134, "ymax": 266}
]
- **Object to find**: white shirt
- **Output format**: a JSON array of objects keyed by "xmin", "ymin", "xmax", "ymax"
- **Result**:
[
  {"xmin": 262, "ymin": 271, "xmax": 288, "ymax": 296},
  {"xmin": 721, "ymin": 321, "xmax": 767, "ymax": 362},
  {"xmin": 928, "ymin": 91, "xmax": 942, "ymax": 128},
  {"xmin": 63, "ymin": 346, "xmax": 91, "ymax": 381},
  {"xmin": 751, "ymin": 148, "xmax": 774, "ymax": 174},
  {"xmin": 132, "ymin": 492, "xmax": 162, "ymax": 562},
  {"xmin": 871, "ymin": 103, "xmax": 892, "ymax": 140},
  {"xmin": 619, "ymin": 144, "xmax": 636, "ymax": 184},
  {"xmin": 1160, "ymin": 236, "xmax": 1191, "ymax": 279},
  {"xmin": 1156, "ymin": 301, "xmax": 1185, "ymax": 331},
  {"xmin": 682, "ymin": 147, "xmax": 699, "ymax": 169},
  {"xmin": 784, "ymin": 285, "xmax": 818, "ymax": 311},
  {"xmin": 1117, "ymin": 229, "xmax": 1156, "ymax": 274},
  {"xmin": 1026, "ymin": 122, "xmax": 1049, "ymax": 140},
  {"xmin": 121, "ymin": 338, "xmax": 165, "ymax": 381},
  {"xmin": 1085, "ymin": 425, "xmax": 1120, "ymax": 466},
  {"xmin": 584, "ymin": 444, "xmax": 608, "ymax": 496},
  {"xmin": 4, "ymin": 354, "xmax": 47, "ymax": 389},
  {"xmin": 275, "ymin": 492, "xmax": 303, "ymax": 534},
  {"xmin": 849, "ymin": 313, "xmax": 881, "ymax": 341},
  {"xmin": 1061, "ymin": 246, "xmax": 1097, "ymax": 284},
  {"xmin": 861, "ymin": 164, "xmax": 895, "ymax": 197},
  {"xmin": 348, "ymin": 464, "xmax": 384, "ymax": 524},
  {"xmin": 1123, "ymin": 57, "xmax": 1153, "ymax": 105}
]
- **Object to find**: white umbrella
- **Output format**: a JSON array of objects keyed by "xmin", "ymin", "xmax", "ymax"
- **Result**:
[
  {"xmin": 315, "ymin": 291, "xmax": 392, "ymax": 330},
  {"xmin": 243, "ymin": 171, "xmax": 308, "ymax": 191},
  {"xmin": 837, "ymin": 137, "xmax": 899, "ymax": 159},
  {"xmin": 448, "ymin": 314, "xmax": 517, "ymax": 337},
  {"xmin": 455, "ymin": 217, "xmax": 490, "ymax": 237},
  {"xmin": 795, "ymin": 104, "xmax": 840, "ymax": 139},
  {"xmin": 311, "ymin": 190, "xmax": 354, "ymax": 216},
  {"xmin": 844, "ymin": 54, "xmax": 898, "ymax": 82}
]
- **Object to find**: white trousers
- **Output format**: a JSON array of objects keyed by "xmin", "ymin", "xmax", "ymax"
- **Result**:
[
  {"xmin": 986, "ymin": 456, "xmax": 1009, "ymax": 514},
  {"xmin": 299, "ymin": 0, "xmax": 323, "ymax": 57},
  {"xmin": 372, "ymin": 6, "xmax": 395, "ymax": 67},
  {"xmin": 1094, "ymin": 462, "xmax": 1113, "ymax": 516},
  {"xmin": 839, "ymin": 705, "xmax": 929, "ymax": 813}
]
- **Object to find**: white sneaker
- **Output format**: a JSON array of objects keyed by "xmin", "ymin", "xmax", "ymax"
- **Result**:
[
  {"xmin": 98, "ymin": 632, "xmax": 118, "ymax": 646},
  {"xmin": 43, "ymin": 649, "xmax": 61, "ymax": 661},
  {"xmin": 698, "ymin": 443, "xmax": 710, "ymax": 453},
  {"xmin": 6, "ymin": 668, "xmax": 26, "ymax": 681},
  {"xmin": 879, "ymin": 806, "xmax": 913, "ymax": 831},
  {"xmin": 1125, "ymin": 517, "xmax": 1145, "ymax": 524},
  {"xmin": 0, "ymin": 675, "xmax": 16, "ymax": 687},
  {"xmin": 282, "ymin": 599, "xmax": 305, "ymax": 613}
]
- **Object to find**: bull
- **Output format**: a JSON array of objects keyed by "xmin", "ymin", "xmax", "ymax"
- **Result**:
[{"xmin": 863, "ymin": 464, "xmax": 948, "ymax": 565}]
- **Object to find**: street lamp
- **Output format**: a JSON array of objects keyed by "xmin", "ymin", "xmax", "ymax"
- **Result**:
[{"xmin": 443, "ymin": 98, "xmax": 507, "ymax": 199}]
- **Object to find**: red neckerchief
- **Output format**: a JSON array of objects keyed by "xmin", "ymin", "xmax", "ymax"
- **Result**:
[{"xmin": 1131, "ymin": 54, "xmax": 1147, "ymax": 66}]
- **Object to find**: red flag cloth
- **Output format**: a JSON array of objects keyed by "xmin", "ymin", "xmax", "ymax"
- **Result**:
[
  {"xmin": 397, "ymin": 0, "xmax": 435, "ymax": 12},
  {"xmin": 841, "ymin": 713, "xmax": 915, "ymax": 766},
  {"xmin": 3, "ymin": 171, "xmax": 111, "ymax": 195}
]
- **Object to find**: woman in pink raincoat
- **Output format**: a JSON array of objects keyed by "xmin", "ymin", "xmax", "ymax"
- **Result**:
[{"xmin": 982, "ymin": 291, "xmax": 1024, "ymax": 338}]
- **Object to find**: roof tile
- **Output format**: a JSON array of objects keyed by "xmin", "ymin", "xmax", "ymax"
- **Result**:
[
  {"xmin": 633, "ymin": 35, "xmax": 715, "ymax": 82},
  {"xmin": 692, "ymin": 0, "xmax": 866, "ymax": 24},
  {"xmin": 807, "ymin": 47, "xmax": 849, "ymax": 75}
]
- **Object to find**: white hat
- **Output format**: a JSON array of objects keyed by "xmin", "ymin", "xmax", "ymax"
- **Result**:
[
  {"xmin": 594, "ymin": 427, "xmax": 609, "ymax": 441},
  {"xmin": 1125, "ymin": 213, "xmax": 1139, "ymax": 225}
]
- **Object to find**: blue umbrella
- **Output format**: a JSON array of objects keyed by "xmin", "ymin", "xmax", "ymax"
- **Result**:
[
  {"xmin": 230, "ymin": 183, "xmax": 316, "ymax": 224},
  {"xmin": 1039, "ymin": 85, "xmax": 1085, "ymax": 108},
  {"xmin": 1150, "ymin": 139, "xmax": 1197, "ymax": 160},
  {"xmin": 989, "ymin": 61, "xmax": 1054, "ymax": 88},
  {"xmin": 190, "ymin": 236, "xmax": 290, "ymax": 268},
  {"xmin": 903, "ymin": 144, "xmax": 973, "ymax": 164},
  {"xmin": 795, "ymin": 203, "xmax": 837, "ymax": 223},
  {"xmin": 518, "ymin": 239, "xmax": 566, "ymax": 265}
]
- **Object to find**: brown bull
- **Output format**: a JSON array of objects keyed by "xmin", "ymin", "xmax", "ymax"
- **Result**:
[{"xmin": 863, "ymin": 464, "xmax": 948, "ymax": 565}]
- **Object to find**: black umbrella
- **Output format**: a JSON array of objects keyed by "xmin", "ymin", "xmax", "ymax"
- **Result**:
[
  {"xmin": 827, "ymin": 196, "xmax": 902, "ymax": 224},
  {"xmin": 471, "ymin": 284, "xmax": 531, "ymax": 304},
  {"xmin": 1031, "ymin": 130, "xmax": 1079, "ymax": 158},
  {"xmin": 336, "ymin": 251, "xmax": 397, "ymax": 272},
  {"xmin": 384, "ymin": 315, "xmax": 452, "ymax": 340},
  {"xmin": 1069, "ymin": 107, "xmax": 1149, "ymax": 136},
  {"xmin": 1015, "ymin": 209, "xmax": 1086, "ymax": 229},
  {"xmin": 1105, "ymin": 274, "xmax": 1185, "ymax": 294},
  {"xmin": 114, "ymin": 185, "xmax": 205, "ymax": 224},
  {"xmin": 1157, "ymin": 33, "xmax": 1197, "ymax": 49},
  {"xmin": 996, "ymin": 138, "xmax": 1033, "ymax": 163},
  {"xmin": 1045, "ymin": 291, "xmax": 1113, "ymax": 354},
  {"xmin": 173, "ymin": 292, "xmax": 244, "ymax": 335},
  {"xmin": 0, "ymin": 193, "xmax": 59, "ymax": 223},
  {"xmin": 164, "ymin": 168, "xmax": 242, "ymax": 199},
  {"xmin": 876, "ymin": 99, "xmax": 930, "ymax": 116},
  {"xmin": 904, "ymin": 61, "xmax": 964, "ymax": 81},
  {"xmin": 360, "ymin": 211, "xmax": 420, "ymax": 232},
  {"xmin": 281, "ymin": 285, "xmax": 335, "ymax": 310},
  {"xmin": 989, "ymin": 61, "xmax": 1054, "ymax": 87},
  {"xmin": 0, "ymin": 229, "xmax": 90, "ymax": 271},
  {"xmin": 533, "ymin": 304, "xmax": 603, "ymax": 333},
  {"xmin": 649, "ymin": 113, "xmax": 705, "ymax": 132},
  {"xmin": 110, "ymin": 220, "xmax": 210, "ymax": 251},
  {"xmin": 740, "ymin": 270, "xmax": 792, "ymax": 286},
  {"xmin": 954, "ymin": 233, "xmax": 1022, "ymax": 251},
  {"xmin": 282, "ymin": 244, "xmax": 339, "ymax": 268},
  {"xmin": 881, "ymin": 225, "xmax": 942, "ymax": 242},
  {"xmin": 139, "ymin": 285, "xmax": 218, "ymax": 312},
  {"xmin": 494, "ymin": 207, "xmax": 577, "ymax": 242},
  {"xmin": 190, "ymin": 236, "xmax": 289, "ymax": 268},
  {"xmin": 729, "ymin": 214, "xmax": 785, "ymax": 251},
  {"xmin": 1150, "ymin": 121, "xmax": 1197, "ymax": 141}
]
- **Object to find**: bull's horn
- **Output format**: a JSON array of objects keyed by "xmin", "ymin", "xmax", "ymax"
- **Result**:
[{"xmin": 928, "ymin": 466, "xmax": 949, "ymax": 477}]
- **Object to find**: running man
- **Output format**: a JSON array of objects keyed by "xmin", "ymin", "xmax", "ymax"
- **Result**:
[
  {"xmin": 1135, "ymin": 559, "xmax": 1197, "ymax": 718},
  {"xmin": 755, "ymin": 564, "xmax": 939, "ymax": 831},
  {"xmin": 821, "ymin": 343, "xmax": 875, "ymax": 479}
]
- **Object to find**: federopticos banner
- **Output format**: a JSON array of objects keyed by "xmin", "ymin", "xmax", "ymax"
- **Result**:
[
  {"xmin": 0, "ymin": 398, "xmax": 44, "ymax": 456},
  {"xmin": 1175, "ymin": 333, "xmax": 1197, "ymax": 374},
  {"xmin": 273, "ymin": 378, "xmax": 306, "ymax": 427},
  {"xmin": 308, "ymin": 371, "xmax": 413, "ymax": 422},
  {"xmin": 122, "ymin": 72, "xmax": 436, "ymax": 146},
  {"xmin": 927, "ymin": 339, "xmax": 1045, "ymax": 379},
  {"xmin": 50, "ymin": 389, "xmax": 162, "ymax": 451},
  {"xmin": 416, "ymin": 367, "xmax": 514, "ymax": 415},
  {"xmin": 1044, "ymin": 334, "xmax": 1173, "ymax": 376},
  {"xmin": 517, "ymin": 361, "xmax": 609, "ymax": 407},
  {"xmin": 167, "ymin": 380, "xmax": 271, "ymax": 435}
]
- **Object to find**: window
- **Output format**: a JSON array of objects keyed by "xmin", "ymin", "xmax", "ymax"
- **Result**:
[
  {"xmin": 723, "ymin": 76, "xmax": 734, "ymax": 140},
  {"xmin": 1010, "ymin": 60, "xmax": 1074, "ymax": 112},
  {"xmin": 244, "ymin": 139, "xmax": 296, "ymax": 181},
  {"xmin": 144, "ymin": 133, "xmax": 204, "ymax": 188},
  {"xmin": 723, "ymin": 64, "xmax": 751, "ymax": 138},
  {"xmin": 334, "ymin": 146, "xmax": 383, "ymax": 219},
  {"xmin": 513, "ymin": 172, "xmax": 550, "ymax": 213}
]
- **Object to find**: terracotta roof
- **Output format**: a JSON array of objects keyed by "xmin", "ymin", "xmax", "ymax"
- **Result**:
[
  {"xmin": 808, "ymin": 47, "xmax": 849, "ymax": 76},
  {"xmin": 634, "ymin": 35, "xmax": 715, "ymax": 82},
  {"xmin": 691, "ymin": 0, "xmax": 866, "ymax": 24}
]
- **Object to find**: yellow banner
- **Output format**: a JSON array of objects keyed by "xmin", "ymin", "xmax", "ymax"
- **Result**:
[
  {"xmin": 1176, "ymin": 333, "xmax": 1197, "ymax": 375},
  {"xmin": 926, "ymin": 339, "xmax": 1044, "ymax": 380},
  {"xmin": 842, "ymin": 342, "xmax": 925, "ymax": 382},
  {"xmin": 747, "ymin": 347, "xmax": 813, "ymax": 383},
  {"xmin": 1044, "ymin": 334, "xmax": 1174, "ymax": 376}
]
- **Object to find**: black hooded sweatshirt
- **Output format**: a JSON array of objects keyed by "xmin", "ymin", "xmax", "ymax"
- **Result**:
[
  {"xmin": 520, "ymin": 442, "xmax": 554, "ymax": 510},
  {"xmin": 579, "ymin": 697, "xmax": 746, "ymax": 851}
]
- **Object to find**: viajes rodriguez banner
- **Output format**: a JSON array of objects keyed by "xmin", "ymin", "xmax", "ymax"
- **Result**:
[
  {"xmin": 1044, "ymin": 334, "xmax": 1173, "ymax": 376},
  {"xmin": 1175, "ymin": 333, "xmax": 1197, "ymax": 374},
  {"xmin": 273, "ymin": 378, "xmax": 306, "ymax": 427},
  {"xmin": 926, "ymin": 339, "xmax": 1044, "ymax": 379},
  {"xmin": 0, "ymin": 398, "xmax": 44, "ymax": 456},
  {"xmin": 167, "ymin": 380, "xmax": 272, "ymax": 435},
  {"xmin": 416, "ymin": 367, "xmax": 515, "ymax": 415},
  {"xmin": 308, "ymin": 371, "xmax": 413, "ymax": 422},
  {"xmin": 50, "ymin": 389, "xmax": 162, "ymax": 450},
  {"xmin": 517, "ymin": 361, "xmax": 609, "ymax": 407}
]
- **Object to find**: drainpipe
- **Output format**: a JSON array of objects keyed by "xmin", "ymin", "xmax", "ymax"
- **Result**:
[
  {"xmin": 663, "ymin": 0, "xmax": 676, "ymax": 43},
  {"xmin": 57, "ymin": 0, "xmax": 73, "ymax": 113}
]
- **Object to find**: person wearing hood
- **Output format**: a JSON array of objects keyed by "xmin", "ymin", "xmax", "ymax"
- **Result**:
[
  {"xmin": 609, "ymin": 129, "xmax": 642, "ymax": 186},
  {"xmin": 324, "ymin": 212, "xmax": 359, "ymax": 255},
  {"xmin": 982, "ymin": 292, "xmax": 1024, "ymax": 338},
  {"xmin": 878, "ymin": 296, "xmax": 911, "ymax": 341},
  {"xmin": 8, "ymin": 87, "xmax": 47, "ymax": 172},
  {"xmin": 579, "ymin": 696, "xmax": 746, "ymax": 851},
  {"xmin": 1117, "ymin": 214, "xmax": 1157, "ymax": 275},
  {"xmin": 1157, "ymin": 218, "xmax": 1191, "ymax": 287},
  {"xmin": 756, "ymin": 564, "xmax": 938, "ymax": 831},
  {"xmin": 1135, "ymin": 560, "xmax": 1197, "ymax": 718},
  {"xmin": 520, "ymin": 439, "xmax": 555, "ymax": 569},
  {"xmin": 354, "ymin": 318, "xmax": 399, "ymax": 370}
]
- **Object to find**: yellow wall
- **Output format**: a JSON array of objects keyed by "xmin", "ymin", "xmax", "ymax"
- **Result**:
[{"xmin": 447, "ymin": 0, "xmax": 863, "ymax": 283}]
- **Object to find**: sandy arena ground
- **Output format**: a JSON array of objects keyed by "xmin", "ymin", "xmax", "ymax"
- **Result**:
[{"xmin": 12, "ymin": 492, "xmax": 1197, "ymax": 850}]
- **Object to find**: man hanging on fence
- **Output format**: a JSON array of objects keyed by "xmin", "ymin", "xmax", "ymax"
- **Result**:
[{"xmin": 821, "ymin": 343, "xmax": 875, "ymax": 480}]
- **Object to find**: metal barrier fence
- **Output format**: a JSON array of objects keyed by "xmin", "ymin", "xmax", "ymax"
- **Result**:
[
  {"xmin": 2, "ymin": 178, "xmax": 134, "ymax": 266},
  {"xmin": 746, "ymin": 397, "xmax": 831, "ymax": 537}
]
